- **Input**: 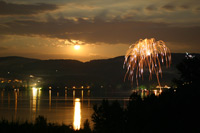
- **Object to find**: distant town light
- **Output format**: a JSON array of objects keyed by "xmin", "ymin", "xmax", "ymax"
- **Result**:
[
  {"xmin": 164, "ymin": 85, "xmax": 171, "ymax": 89},
  {"xmin": 87, "ymin": 86, "xmax": 90, "ymax": 89},
  {"xmin": 185, "ymin": 52, "xmax": 195, "ymax": 59},
  {"xmin": 156, "ymin": 85, "xmax": 171, "ymax": 89}
]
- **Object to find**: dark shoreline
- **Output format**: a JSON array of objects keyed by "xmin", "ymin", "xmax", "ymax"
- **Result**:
[{"xmin": 0, "ymin": 115, "xmax": 91, "ymax": 133}]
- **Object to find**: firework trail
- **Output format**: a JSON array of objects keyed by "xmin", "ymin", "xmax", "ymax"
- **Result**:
[{"xmin": 124, "ymin": 38, "xmax": 171, "ymax": 87}]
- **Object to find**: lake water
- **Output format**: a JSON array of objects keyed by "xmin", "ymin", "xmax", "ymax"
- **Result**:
[{"xmin": 0, "ymin": 88, "xmax": 134, "ymax": 129}]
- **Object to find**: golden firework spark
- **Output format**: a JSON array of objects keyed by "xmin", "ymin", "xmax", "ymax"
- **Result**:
[{"xmin": 124, "ymin": 38, "xmax": 171, "ymax": 86}]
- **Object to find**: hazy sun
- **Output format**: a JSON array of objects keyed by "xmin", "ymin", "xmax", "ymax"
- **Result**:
[{"xmin": 74, "ymin": 45, "xmax": 80, "ymax": 50}]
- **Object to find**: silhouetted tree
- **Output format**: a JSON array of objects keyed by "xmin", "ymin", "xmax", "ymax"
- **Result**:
[
  {"xmin": 35, "ymin": 115, "xmax": 47, "ymax": 126},
  {"xmin": 92, "ymin": 100, "xmax": 125, "ymax": 133},
  {"xmin": 175, "ymin": 54, "xmax": 200, "ymax": 86},
  {"xmin": 0, "ymin": 116, "xmax": 74, "ymax": 133},
  {"xmin": 82, "ymin": 119, "xmax": 92, "ymax": 133}
]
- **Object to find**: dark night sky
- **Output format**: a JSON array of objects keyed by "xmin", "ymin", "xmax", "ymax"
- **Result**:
[{"xmin": 0, "ymin": 0, "xmax": 200, "ymax": 61}]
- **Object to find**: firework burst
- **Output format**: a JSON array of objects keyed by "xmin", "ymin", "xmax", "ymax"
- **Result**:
[{"xmin": 124, "ymin": 38, "xmax": 171, "ymax": 87}]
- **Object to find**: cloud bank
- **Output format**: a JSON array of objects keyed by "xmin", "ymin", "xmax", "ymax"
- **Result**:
[{"xmin": 0, "ymin": 1, "xmax": 58, "ymax": 15}]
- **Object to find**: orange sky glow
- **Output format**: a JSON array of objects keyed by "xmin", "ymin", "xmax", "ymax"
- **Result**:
[{"xmin": 0, "ymin": 0, "xmax": 200, "ymax": 61}]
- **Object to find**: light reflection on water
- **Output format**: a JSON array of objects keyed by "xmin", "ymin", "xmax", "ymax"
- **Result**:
[
  {"xmin": 0, "ymin": 89, "xmax": 97, "ymax": 129},
  {"xmin": 31, "ymin": 87, "xmax": 42, "ymax": 120},
  {"xmin": 0, "ymin": 88, "xmax": 156, "ymax": 128},
  {"xmin": 14, "ymin": 90, "xmax": 17, "ymax": 120},
  {"xmin": 32, "ymin": 87, "xmax": 37, "ymax": 112},
  {"xmin": 73, "ymin": 98, "xmax": 81, "ymax": 130},
  {"xmin": 49, "ymin": 90, "xmax": 51, "ymax": 108}
]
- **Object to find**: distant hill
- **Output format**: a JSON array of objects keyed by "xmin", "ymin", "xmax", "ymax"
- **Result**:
[
  {"xmin": 0, "ymin": 53, "xmax": 199, "ymax": 88},
  {"xmin": 0, "ymin": 56, "xmax": 38, "ymax": 67}
]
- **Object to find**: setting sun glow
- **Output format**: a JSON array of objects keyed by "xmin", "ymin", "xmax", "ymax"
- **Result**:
[{"xmin": 74, "ymin": 45, "xmax": 80, "ymax": 50}]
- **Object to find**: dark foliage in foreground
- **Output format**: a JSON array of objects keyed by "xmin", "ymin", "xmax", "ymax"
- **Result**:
[
  {"xmin": 92, "ymin": 86, "xmax": 200, "ymax": 133},
  {"xmin": 92, "ymin": 55, "xmax": 200, "ymax": 133},
  {"xmin": 0, "ymin": 116, "xmax": 91, "ymax": 133}
]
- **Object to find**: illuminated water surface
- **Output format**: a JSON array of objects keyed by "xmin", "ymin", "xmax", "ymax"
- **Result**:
[
  {"xmin": 73, "ymin": 98, "xmax": 81, "ymax": 130},
  {"xmin": 0, "ymin": 88, "xmax": 129, "ymax": 128},
  {"xmin": 0, "ymin": 88, "xmax": 160, "ymax": 128}
]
